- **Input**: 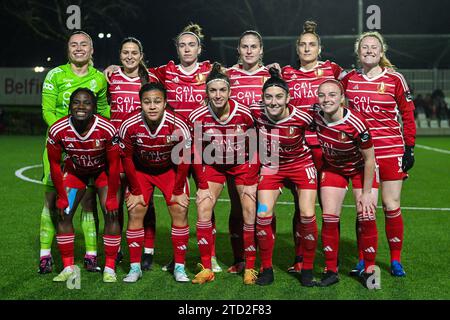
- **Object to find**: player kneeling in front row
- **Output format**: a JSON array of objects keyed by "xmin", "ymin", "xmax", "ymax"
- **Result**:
[
  {"xmin": 251, "ymin": 68, "xmax": 318, "ymax": 287},
  {"xmin": 189, "ymin": 63, "xmax": 259, "ymax": 285},
  {"xmin": 47, "ymin": 88, "xmax": 121, "ymax": 283},
  {"xmin": 314, "ymin": 80, "xmax": 379, "ymax": 288},
  {"xmin": 119, "ymin": 83, "xmax": 192, "ymax": 283}
]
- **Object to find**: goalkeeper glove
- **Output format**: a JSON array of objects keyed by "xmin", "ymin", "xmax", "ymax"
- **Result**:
[{"xmin": 402, "ymin": 145, "xmax": 415, "ymax": 172}]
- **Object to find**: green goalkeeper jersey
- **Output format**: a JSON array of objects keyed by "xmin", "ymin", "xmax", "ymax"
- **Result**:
[{"xmin": 42, "ymin": 63, "xmax": 110, "ymax": 126}]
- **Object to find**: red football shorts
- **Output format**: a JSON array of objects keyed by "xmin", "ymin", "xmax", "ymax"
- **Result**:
[
  {"xmin": 320, "ymin": 168, "xmax": 379, "ymax": 189},
  {"xmin": 204, "ymin": 162, "xmax": 258, "ymax": 186},
  {"xmin": 376, "ymin": 156, "xmax": 408, "ymax": 181},
  {"xmin": 134, "ymin": 168, "xmax": 189, "ymax": 206},
  {"xmin": 63, "ymin": 170, "xmax": 108, "ymax": 189},
  {"xmin": 258, "ymin": 164, "xmax": 318, "ymax": 191}
]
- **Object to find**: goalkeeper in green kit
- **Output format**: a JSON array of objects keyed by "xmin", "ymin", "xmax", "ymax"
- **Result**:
[{"xmin": 38, "ymin": 31, "xmax": 110, "ymax": 274}]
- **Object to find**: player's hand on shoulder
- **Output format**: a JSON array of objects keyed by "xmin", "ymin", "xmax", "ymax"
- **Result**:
[
  {"xmin": 265, "ymin": 62, "xmax": 282, "ymax": 73},
  {"xmin": 103, "ymin": 65, "xmax": 120, "ymax": 84}
]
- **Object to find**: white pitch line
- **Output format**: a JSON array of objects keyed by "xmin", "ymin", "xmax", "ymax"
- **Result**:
[
  {"xmin": 15, "ymin": 164, "xmax": 44, "ymax": 185},
  {"xmin": 15, "ymin": 164, "xmax": 450, "ymax": 211},
  {"xmin": 415, "ymin": 144, "xmax": 450, "ymax": 155}
]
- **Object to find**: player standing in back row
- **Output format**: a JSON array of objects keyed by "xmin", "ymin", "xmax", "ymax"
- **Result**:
[
  {"xmin": 225, "ymin": 30, "xmax": 269, "ymax": 274},
  {"xmin": 341, "ymin": 31, "xmax": 416, "ymax": 277}
]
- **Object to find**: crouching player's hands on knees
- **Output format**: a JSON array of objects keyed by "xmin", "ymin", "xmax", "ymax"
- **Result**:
[
  {"xmin": 196, "ymin": 188, "xmax": 214, "ymax": 206},
  {"xmin": 241, "ymin": 184, "xmax": 257, "ymax": 202},
  {"xmin": 126, "ymin": 193, "xmax": 146, "ymax": 211},
  {"xmin": 171, "ymin": 193, "xmax": 190, "ymax": 209},
  {"xmin": 358, "ymin": 191, "xmax": 377, "ymax": 220}
]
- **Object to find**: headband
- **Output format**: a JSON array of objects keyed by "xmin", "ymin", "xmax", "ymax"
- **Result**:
[
  {"xmin": 319, "ymin": 79, "xmax": 344, "ymax": 94},
  {"xmin": 178, "ymin": 32, "xmax": 201, "ymax": 45},
  {"xmin": 206, "ymin": 78, "xmax": 230, "ymax": 87}
]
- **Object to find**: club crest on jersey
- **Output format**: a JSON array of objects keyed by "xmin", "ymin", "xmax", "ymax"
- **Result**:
[
  {"xmin": 288, "ymin": 126, "xmax": 296, "ymax": 136},
  {"xmin": 338, "ymin": 132, "xmax": 348, "ymax": 142},
  {"xmin": 315, "ymin": 68, "xmax": 324, "ymax": 77},
  {"xmin": 377, "ymin": 82, "xmax": 386, "ymax": 94},
  {"xmin": 261, "ymin": 76, "xmax": 269, "ymax": 84},
  {"xmin": 95, "ymin": 139, "xmax": 101, "ymax": 148},
  {"xmin": 235, "ymin": 124, "xmax": 243, "ymax": 133},
  {"xmin": 196, "ymin": 73, "xmax": 206, "ymax": 84},
  {"xmin": 89, "ymin": 80, "xmax": 98, "ymax": 92},
  {"xmin": 166, "ymin": 135, "xmax": 173, "ymax": 144}
]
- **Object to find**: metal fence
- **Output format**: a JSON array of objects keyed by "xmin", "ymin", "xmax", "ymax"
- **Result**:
[{"xmin": 401, "ymin": 69, "xmax": 450, "ymax": 96}]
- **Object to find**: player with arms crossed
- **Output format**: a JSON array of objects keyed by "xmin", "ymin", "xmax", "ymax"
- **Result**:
[
  {"xmin": 251, "ymin": 68, "xmax": 318, "ymax": 287},
  {"xmin": 108, "ymin": 37, "xmax": 158, "ymax": 268},
  {"xmin": 39, "ymin": 31, "xmax": 110, "ymax": 274},
  {"xmin": 313, "ymin": 80, "xmax": 379, "ymax": 288},
  {"xmin": 119, "ymin": 83, "xmax": 192, "ymax": 283},
  {"xmin": 47, "ymin": 88, "xmax": 120, "ymax": 283},
  {"xmin": 342, "ymin": 31, "xmax": 416, "ymax": 277},
  {"xmin": 189, "ymin": 63, "xmax": 258, "ymax": 285}
]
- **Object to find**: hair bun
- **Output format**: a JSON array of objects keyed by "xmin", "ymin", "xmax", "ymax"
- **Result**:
[
  {"xmin": 210, "ymin": 62, "xmax": 224, "ymax": 76},
  {"xmin": 303, "ymin": 20, "xmax": 317, "ymax": 33},
  {"xmin": 183, "ymin": 23, "xmax": 204, "ymax": 41},
  {"xmin": 268, "ymin": 67, "xmax": 280, "ymax": 79}
]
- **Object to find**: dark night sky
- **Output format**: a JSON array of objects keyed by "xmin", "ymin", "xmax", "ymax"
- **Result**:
[{"xmin": 2, "ymin": 0, "xmax": 450, "ymax": 69}]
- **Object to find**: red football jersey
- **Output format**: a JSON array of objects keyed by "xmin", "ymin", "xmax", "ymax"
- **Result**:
[
  {"xmin": 119, "ymin": 109, "xmax": 191, "ymax": 172},
  {"xmin": 282, "ymin": 60, "xmax": 343, "ymax": 146},
  {"xmin": 188, "ymin": 99, "xmax": 254, "ymax": 166},
  {"xmin": 341, "ymin": 68, "xmax": 416, "ymax": 160},
  {"xmin": 150, "ymin": 60, "xmax": 211, "ymax": 119},
  {"xmin": 47, "ymin": 115, "xmax": 117, "ymax": 175},
  {"xmin": 227, "ymin": 65, "xmax": 270, "ymax": 107},
  {"xmin": 250, "ymin": 103, "xmax": 314, "ymax": 169},
  {"xmin": 314, "ymin": 108, "xmax": 373, "ymax": 176},
  {"xmin": 108, "ymin": 68, "xmax": 159, "ymax": 129},
  {"xmin": 119, "ymin": 110, "xmax": 191, "ymax": 196}
]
